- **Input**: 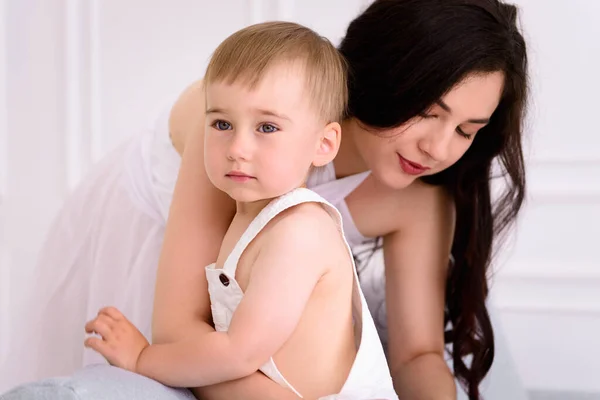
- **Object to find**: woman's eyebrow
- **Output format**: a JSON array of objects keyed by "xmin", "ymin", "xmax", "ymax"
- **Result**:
[{"xmin": 436, "ymin": 100, "xmax": 490, "ymax": 124}]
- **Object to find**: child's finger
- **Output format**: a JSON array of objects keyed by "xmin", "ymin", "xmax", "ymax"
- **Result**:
[
  {"xmin": 84, "ymin": 317, "xmax": 100, "ymax": 333},
  {"xmin": 85, "ymin": 318, "xmax": 113, "ymax": 339},
  {"xmin": 99, "ymin": 306, "xmax": 124, "ymax": 321},
  {"xmin": 84, "ymin": 336, "xmax": 111, "ymax": 357}
]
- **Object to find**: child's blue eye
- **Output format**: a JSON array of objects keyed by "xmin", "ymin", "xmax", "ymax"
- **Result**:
[
  {"xmin": 258, "ymin": 124, "xmax": 278, "ymax": 134},
  {"xmin": 213, "ymin": 120, "xmax": 232, "ymax": 130}
]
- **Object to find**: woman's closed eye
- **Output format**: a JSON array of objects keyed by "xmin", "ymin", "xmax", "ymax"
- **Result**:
[
  {"xmin": 257, "ymin": 123, "xmax": 279, "ymax": 134},
  {"xmin": 456, "ymin": 126, "xmax": 474, "ymax": 140},
  {"xmin": 212, "ymin": 120, "xmax": 232, "ymax": 131},
  {"xmin": 420, "ymin": 113, "xmax": 474, "ymax": 140}
]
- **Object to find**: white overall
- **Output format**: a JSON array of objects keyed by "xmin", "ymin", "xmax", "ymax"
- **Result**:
[{"xmin": 205, "ymin": 188, "xmax": 398, "ymax": 399}]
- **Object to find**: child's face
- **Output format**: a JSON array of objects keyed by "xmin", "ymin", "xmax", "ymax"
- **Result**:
[{"xmin": 204, "ymin": 62, "xmax": 327, "ymax": 203}]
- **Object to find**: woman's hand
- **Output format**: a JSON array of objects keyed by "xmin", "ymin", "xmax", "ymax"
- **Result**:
[{"xmin": 84, "ymin": 306, "xmax": 149, "ymax": 373}]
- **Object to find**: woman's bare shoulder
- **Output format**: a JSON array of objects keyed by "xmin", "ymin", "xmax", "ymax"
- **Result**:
[
  {"xmin": 168, "ymin": 79, "xmax": 205, "ymax": 155},
  {"xmin": 393, "ymin": 179, "xmax": 455, "ymax": 231}
]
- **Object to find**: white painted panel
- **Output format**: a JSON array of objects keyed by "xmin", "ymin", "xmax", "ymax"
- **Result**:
[
  {"xmin": 494, "ymin": 277, "xmax": 600, "ymax": 391},
  {"xmin": 513, "ymin": 0, "xmax": 600, "ymax": 161},
  {"xmin": 497, "ymin": 310, "xmax": 600, "ymax": 392},
  {"xmin": 0, "ymin": 0, "xmax": 10, "ymax": 365},
  {"xmin": 276, "ymin": 0, "xmax": 367, "ymax": 45},
  {"xmin": 1, "ymin": 0, "xmax": 70, "ymax": 390},
  {"xmin": 64, "ymin": 0, "xmax": 92, "ymax": 190},
  {"xmin": 493, "ymin": 2, "xmax": 600, "ymax": 392},
  {"xmin": 3, "ymin": 0, "xmax": 68, "ymax": 313},
  {"xmin": 492, "ymin": 161, "xmax": 600, "ymax": 394},
  {"xmin": 0, "ymin": 0, "xmax": 7, "ymax": 203},
  {"xmin": 95, "ymin": 0, "xmax": 254, "ymax": 155},
  {"xmin": 494, "ymin": 273, "xmax": 600, "ymax": 315},
  {"xmin": 526, "ymin": 160, "xmax": 600, "ymax": 200},
  {"xmin": 502, "ymin": 196, "xmax": 600, "ymax": 276},
  {"xmin": 251, "ymin": 0, "xmax": 280, "ymax": 22}
]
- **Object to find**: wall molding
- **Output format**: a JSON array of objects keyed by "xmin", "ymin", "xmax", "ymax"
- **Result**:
[
  {"xmin": 0, "ymin": 0, "xmax": 9, "ymax": 363},
  {"xmin": 277, "ymin": 0, "xmax": 295, "ymax": 20},
  {"xmin": 89, "ymin": 0, "xmax": 102, "ymax": 165},
  {"xmin": 491, "ymin": 264, "xmax": 600, "ymax": 315},
  {"xmin": 248, "ymin": 0, "xmax": 262, "ymax": 24},
  {"xmin": 0, "ymin": 0, "xmax": 7, "ymax": 203},
  {"xmin": 492, "ymin": 156, "xmax": 600, "ymax": 206},
  {"xmin": 248, "ymin": 0, "xmax": 294, "ymax": 24},
  {"xmin": 63, "ymin": 0, "xmax": 102, "ymax": 191},
  {"xmin": 64, "ymin": 0, "xmax": 85, "ymax": 190},
  {"xmin": 490, "ymin": 159, "xmax": 600, "ymax": 314},
  {"xmin": 248, "ymin": 0, "xmax": 272, "ymax": 24},
  {"xmin": 525, "ymin": 158, "xmax": 600, "ymax": 202},
  {"xmin": 528, "ymin": 157, "xmax": 600, "ymax": 166}
]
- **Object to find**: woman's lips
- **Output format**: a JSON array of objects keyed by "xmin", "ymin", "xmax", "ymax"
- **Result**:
[{"xmin": 398, "ymin": 154, "xmax": 430, "ymax": 175}]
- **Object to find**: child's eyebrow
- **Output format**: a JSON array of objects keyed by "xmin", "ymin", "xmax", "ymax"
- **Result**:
[
  {"xmin": 205, "ymin": 107, "xmax": 225, "ymax": 115},
  {"xmin": 205, "ymin": 107, "xmax": 291, "ymax": 122},
  {"xmin": 254, "ymin": 108, "xmax": 291, "ymax": 121}
]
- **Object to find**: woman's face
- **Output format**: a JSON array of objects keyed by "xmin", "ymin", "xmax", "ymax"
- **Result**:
[{"xmin": 346, "ymin": 71, "xmax": 505, "ymax": 190}]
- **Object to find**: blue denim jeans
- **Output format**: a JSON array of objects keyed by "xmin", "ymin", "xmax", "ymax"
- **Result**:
[{"xmin": 0, "ymin": 364, "xmax": 195, "ymax": 400}]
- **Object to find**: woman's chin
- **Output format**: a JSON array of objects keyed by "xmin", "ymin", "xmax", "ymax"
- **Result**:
[{"xmin": 374, "ymin": 169, "xmax": 418, "ymax": 191}]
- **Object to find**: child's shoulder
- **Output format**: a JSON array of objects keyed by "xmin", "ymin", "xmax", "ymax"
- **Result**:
[
  {"xmin": 264, "ymin": 199, "xmax": 343, "ymax": 251},
  {"xmin": 274, "ymin": 199, "xmax": 339, "ymax": 233},
  {"xmin": 254, "ymin": 199, "xmax": 348, "ymax": 276}
]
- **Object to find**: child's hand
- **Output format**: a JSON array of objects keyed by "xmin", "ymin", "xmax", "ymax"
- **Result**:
[{"xmin": 84, "ymin": 306, "xmax": 149, "ymax": 373}]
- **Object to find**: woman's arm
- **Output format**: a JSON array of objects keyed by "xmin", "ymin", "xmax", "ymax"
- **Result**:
[
  {"xmin": 168, "ymin": 80, "xmax": 204, "ymax": 157},
  {"xmin": 151, "ymin": 80, "xmax": 302, "ymax": 399},
  {"xmin": 383, "ymin": 183, "xmax": 457, "ymax": 400},
  {"xmin": 152, "ymin": 79, "xmax": 234, "ymax": 342}
]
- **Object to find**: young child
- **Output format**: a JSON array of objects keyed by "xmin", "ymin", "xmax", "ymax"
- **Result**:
[{"xmin": 84, "ymin": 22, "xmax": 397, "ymax": 399}]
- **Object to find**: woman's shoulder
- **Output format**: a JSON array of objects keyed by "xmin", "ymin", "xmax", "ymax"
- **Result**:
[
  {"xmin": 168, "ymin": 79, "xmax": 205, "ymax": 156},
  {"xmin": 390, "ymin": 179, "xmax": 455, "ymax": 232}
]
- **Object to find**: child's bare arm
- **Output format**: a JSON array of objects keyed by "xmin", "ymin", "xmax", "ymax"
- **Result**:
[
  {"xmin": 86, "ymin": 206, "xmax": 333, "ymax": 389},
  {"xmin": 137, "ymin": 208, "xmax": 328, "ymax": 386},
  {"xmin": 85, "ymin": 308, "xmax": 300, "ymax": 399}
]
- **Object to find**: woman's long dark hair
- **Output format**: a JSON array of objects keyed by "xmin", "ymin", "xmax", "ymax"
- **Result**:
[{"xmin": 339, "ymin": 1, "xmax": 528, "ymax": 398}]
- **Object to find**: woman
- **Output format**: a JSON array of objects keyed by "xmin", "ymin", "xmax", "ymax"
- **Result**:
[{"xmin": 4, "ymin": 0, "xmax": 528, "ymax": 399}]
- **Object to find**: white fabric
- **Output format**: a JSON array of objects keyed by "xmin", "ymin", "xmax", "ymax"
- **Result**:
[
  {"xmin": 306, "ymin": 163, "xmax": 390, "ymax": 350},
  {"xmin": 306, "ymin": 166, "xmax": 371, "ymax": 249},
  {"xmin": 205, "ymin": 188, "xmax": 397, "ymax": 399},
  {"xmin": 3, "ymin": 104, "xmax": 528, "ymax": 400},
  {"xmin": 4, "ymin": 108, "xmax": 177, "ymax": 386}
]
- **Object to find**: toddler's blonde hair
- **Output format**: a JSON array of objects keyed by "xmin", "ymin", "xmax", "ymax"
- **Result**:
[{"xmin": 205, "ymin": 21, "xmax": 347, "ymax": 123}]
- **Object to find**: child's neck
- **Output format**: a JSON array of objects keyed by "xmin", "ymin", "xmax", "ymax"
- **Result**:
[
  {"xmin": 235, "ymin": 198, "xmax": 272, "ymax": 219},
  {"xmin": 234, "ymin": 183, "xmax": 308, "ymax": 219}
]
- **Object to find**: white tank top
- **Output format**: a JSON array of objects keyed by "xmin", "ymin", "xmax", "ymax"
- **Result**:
[{"xmin": 205, "ymin": 188, "xmax": 397, "ymax": 399}]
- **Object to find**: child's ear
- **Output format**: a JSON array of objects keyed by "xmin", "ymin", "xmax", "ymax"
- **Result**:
[{"xmin": 313, "ymin": 122, "xmax": 342, "ymax": 167}]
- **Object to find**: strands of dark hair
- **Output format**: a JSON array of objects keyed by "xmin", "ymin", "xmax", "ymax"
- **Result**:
[{"xmin": 340, "ymin": 1, "xmax": 528, "ymax": 398}]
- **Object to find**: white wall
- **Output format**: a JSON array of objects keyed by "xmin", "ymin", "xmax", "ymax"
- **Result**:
[
  {"xmin": 489, "ymin": 0, "xmax": 600, "ymax": 394},
  {"xmin": 0, "ymin": 0, "xmax": 10, "ymax": 370},
  {"xmin": 0, "ymin": 0, "xmax": 598, "ymax": 396}
]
